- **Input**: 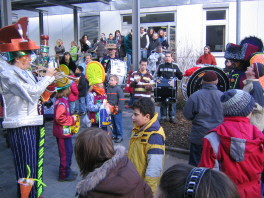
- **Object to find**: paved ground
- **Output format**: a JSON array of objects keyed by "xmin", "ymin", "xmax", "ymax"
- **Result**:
[{"xmin": 0, "ymin": 107, "xmax": 188, "ymax": 198}]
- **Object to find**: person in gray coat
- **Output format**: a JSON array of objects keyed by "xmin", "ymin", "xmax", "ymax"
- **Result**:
[{"xmin": 183, "ymin": 71, "xmax": 223, "ymax": 166}]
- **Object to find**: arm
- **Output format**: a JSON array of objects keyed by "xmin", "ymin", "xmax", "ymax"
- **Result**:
[
  {"xmin": 198, "ymin": 138, "xmax": 217, "ymax": 168},
  {"xmin": 183, "ymin": 97, "xmax": 196, "ymax": 120},
  {"xmin": 211, "ymin": 56, "xmax": 217, "ymax": 65},
  {"xmin": 243, "ymin": 79, "xmax": 254, "ymax": 93},
  {"xmin": 175, "ymin": 65, "xmax": 183, "ymax": 80},
  {"xmin": 145, "ymin": 133, "xmax": 165, "ymax": 194},
  {"xmin": 71, "ymin": 82, "xmax": 79, "ymax": 96},
  {"xmin": 196, "ymin": 56, "xmax": 202, "ymax": 65},
  {"xmin": 130, "ymin": 73, "xmax": 137, "ymax": 88},
  {"xmin": 86, "ymin": 93, "xmax": 101, "ymax": 112},
  {"xmin": 55, "ymin": 104, "xmax": 76, "ymax": 126},
  {"xmin": 146, "ymin": 35, "xmax": 150, "ymax": 49}
]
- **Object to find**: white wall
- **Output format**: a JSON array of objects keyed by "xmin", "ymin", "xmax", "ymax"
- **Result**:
[
  {"xmin": 100, "ymin": 11, "xmax": 122, "ymax": 36},
  {"xmin": 28, "ymin": 14, "xmax": 74, "ymax": 57}
]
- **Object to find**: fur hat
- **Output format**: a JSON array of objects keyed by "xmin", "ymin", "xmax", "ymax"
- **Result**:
[
  {"xmin": 203, "ymin": 71, "xmax": 218, "ymax": 82},
  {"xmin": 252, "ymin": 62, "xmax": 264, "ymax": 79},
  {"xmin": 221, "ymin": 89, "xmax": 255, "ymax": 117},
  {"xmin": 224, "ymin": 43, "xmax": 259, "ymax": 61}
]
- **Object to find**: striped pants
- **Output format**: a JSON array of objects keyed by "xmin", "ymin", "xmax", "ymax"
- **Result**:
[
  {"xmin": 8, "ymin": 126, "xmax": 45, "ymax": 198},
  {"xmin": 56, "ymin": 137, "xmax": 73, "ymax": 179}
]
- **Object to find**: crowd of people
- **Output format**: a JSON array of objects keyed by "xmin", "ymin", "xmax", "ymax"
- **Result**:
[{"xmin": 0, "ymin": 16, "xmax": 264, "ymax": 198}]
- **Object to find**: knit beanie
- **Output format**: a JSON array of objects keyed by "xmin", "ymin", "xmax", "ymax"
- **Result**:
[
  {"xmin": 252, "ymin": 62, "xmax": 264, "ymax": 79},
  {"xmin": 203, "ymin": 71, "xmax": 218, "ymax": 82},
  {"xmin": 221, "ymin": 89, "xmax": 255, "ymax": 117}
]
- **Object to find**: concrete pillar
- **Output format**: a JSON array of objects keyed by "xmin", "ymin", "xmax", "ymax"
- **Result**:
[
  {"xmin": 73, "ymin": 6, "xmax": 79, "ymax": 44},
  {"xmin": 132, "ymin": 0, "xmax": 140, "ymax": 71},
  {"xmin": 39, "ymin": 11, "xmax": 44, "ymax": 36},
  {"xmin": 236, "ymin": 0, "xmax": 241, "ymax": 44},
  {"xmin": 0, "ymin": 0, "xmax": 12, "ymax": 28}
]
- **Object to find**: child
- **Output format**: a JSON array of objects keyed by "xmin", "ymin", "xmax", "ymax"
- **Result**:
[
  {"xmin": 243, "ymin": 62, "xmax": 264, "ymax": 131},
  {"xmin": 124, "ymin": 70, "xmax": 134, "ymax": 108},
  {"xmin": 68, "ymin": 74, "xmax": 79, "ymax": 115},
  {"xmin": 155, "ymin": 163, "xmax": 239, "ymax": 198},
  {"xmin": 75, "ymin": 66, "xmax": 89, "ymax": 116},
  {"xmin": 107, "ymin": 75, "xmax": 125, "ymax": 143},
  {"xmin": 127, "ymin": 97, "xmax": 166, "ymax": 194},
  {"xmin": 199, "ymin": 89, "xmax": 264, "ymax": 198},
  {"xmin": 74, "ymin": 128, "xmax": 152, "ymax": 198},
  {"xmin": 53, "ymin": 78, "xmax": 77, "ymax": 182},
  {"xmin": 86, "ymin": 82, "xmax": 107, "ymax": 130}
]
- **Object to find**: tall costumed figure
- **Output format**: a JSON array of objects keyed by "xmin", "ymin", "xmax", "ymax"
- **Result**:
[{"xmin": 0, "ymin": 17, "xmax": 56, "ymax": 198}]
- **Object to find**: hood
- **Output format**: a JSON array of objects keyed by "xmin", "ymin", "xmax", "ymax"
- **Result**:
[
  {"xmin": 213, "ymin": 117, "xmax": 264, "ymax": 162},
  {"xmin": 134, "ymin": 112, "xmax": 160, "ymax": 133},
  {"xmin": 77, "ymin": 145, "xmax": 134, "ymax": 196}
]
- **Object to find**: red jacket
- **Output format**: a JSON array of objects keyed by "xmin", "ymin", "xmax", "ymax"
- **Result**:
[
  {"xmin": 68, "ymin": 81, "xmax": 79, "ymax": 102},
  {"xmin": 199, "ymin": 117, "xmax": 264, "ymax": 198},
  {"xmin": 196, "ymin": 53, "xmax": 217, "ymax": 65}
]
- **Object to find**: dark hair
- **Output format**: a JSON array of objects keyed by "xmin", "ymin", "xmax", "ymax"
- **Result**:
[
  {"xmin": 74, "ymin": 128, "xmax": 115, "ymax": 176},
  {"xmin": 132, "ymin": 97, "xmax": 155, "ymax": 119},
  {"xmin": 157, "ymin": 163, "xmax": 239, "ymax": 198},
  {"xmin": 140, "ymin": 58, "xmax": 148, "ymax": 64},
  {"xmin": 61, "ymin": 52, "xmax": 73, "ymax": 63},
  {"xmin": 165, "ymin": 51, "xmax": 173, "ymax": 56},
  {"xmin": 77, "ymin": 66, "xmax": 84, "ymax": 72},
  {"xmin": 204, "ymin": 45, "xmax": 211, "ymax": 51},
  {"xmin": 82, "ymin": 34, "xmax": 88, "ymax": 40}
]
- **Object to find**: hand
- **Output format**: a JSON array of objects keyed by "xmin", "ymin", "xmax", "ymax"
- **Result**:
[
  {"xmin": 72, "ymin": 115, "xmax": 77, "ymax": 122},
  {"xmin": 46, "ymin": 66, "xmax": 57, "ymax": 77},
  {"xmin": 157, "ymin": 79, "xmax": 161, "ymax": 83}
]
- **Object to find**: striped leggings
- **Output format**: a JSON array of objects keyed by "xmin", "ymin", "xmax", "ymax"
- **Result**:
[{"xmin": 8, "ymin": 126, "xmax": 45, "ymax": 198}]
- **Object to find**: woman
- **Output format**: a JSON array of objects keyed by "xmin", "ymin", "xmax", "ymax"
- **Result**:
[
  {"xmin": 80, "ymin": 34, "xmax": 91, "ymax": 53},
  {"xmin": 75, "ymin": 128, "xmax": 153, "ymax": 198},
  {"xmin": 60, "ymin": 52, "xmax": 77, "ymax": 74},
  {"xmin": 196, "ymin": 45, "xmax": 217, "ymax": 65},
  {"xmin": 55, "ymin": 39, "xmax": 65, "ymax": 61},
  {"xmin": 69, "ymin": 41, "xmax": 79, "ymax": 63}
]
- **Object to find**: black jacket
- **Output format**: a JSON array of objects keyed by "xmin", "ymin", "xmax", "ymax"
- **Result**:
[{"xmin": 157, "ymin": 62, "xmax": 183, "ymax": 80}]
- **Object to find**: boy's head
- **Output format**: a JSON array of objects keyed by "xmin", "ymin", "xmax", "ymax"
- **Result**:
[
  {"xmin": 76, "ymin": 66, "xmax": 84, "ymax": 74},
  {"xmin": 109, "ymin": 75, "xmax": 119, "ymax": 86},
  {"xmin": 221, "ymin": 89, "xmax": 255, "ymax": 117},
  {"xmin": 202, "ymin": 71, "xmax": 218, "ymax": 85},
  {"xmin": 132, "ymin": 98, "xmax": 155, "ymax": 127},
  {"xmin": 252, "ymin": 62, "xmax": 264, "ymax": 79}
]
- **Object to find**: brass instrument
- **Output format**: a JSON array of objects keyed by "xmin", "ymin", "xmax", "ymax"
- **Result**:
[{"xmin": 31, "ymin": 64, "xmax": 80, "ymax": 84}]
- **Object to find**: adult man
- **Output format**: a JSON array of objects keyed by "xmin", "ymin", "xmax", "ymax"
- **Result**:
[
  {"xmin": 183, "ymin": 71, "xmax": 223, "ymax": 166},
  {"xmin": 0, "ymin": 17, "xmax": 56, "ymax": 198},
  {"xmin": 130, "ymin": 58, "xmax": 154, "ymax": 99},
  {"xmin": 157, "ymin": 51, "xmax": 183, "ymax": 124},
  {"xmin": 80, "ymin": 54, "xmax": 92, "ymax": 75},
  {"xmin": 148, "ymin": 33, "xmax": 161, "ymax": 57},
  {"xmin": 101, "ymin": 47, "xmax": 119, "ymax": 74},
  {"xmin": 124, "ymin": 31, "xmax": 133, "ymax": 72},
  {"xmin": 140, "ymin": 27, "xmax": 149, "ymax": 59}
]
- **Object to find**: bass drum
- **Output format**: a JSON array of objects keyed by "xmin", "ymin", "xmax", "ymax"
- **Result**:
[
  {"xmin": 106, "ymin": 59, "xmax": 127, "ymax": 88},
  {"xmin": 154, "ymin": 78, "xmax": 177, "ymax": 103},
  {"xmin": 181, "ymin": 66, "xmax": 229, "ymax": 100}
]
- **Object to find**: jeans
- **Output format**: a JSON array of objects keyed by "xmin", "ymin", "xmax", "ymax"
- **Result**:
[
  {"xmin": 140, "ymin": 48, "xmax": 147, "ymax": 59},
  {"xmin": 111, "ymin": 112, "xmax": 123, "ymax": 138},
  {"xmin": 126, "ymin": 53, "xmax": 132, "ymax": 72},
  {"xmin": 189, "ymin": 143, "xmax": 203, "ymax": 166},
  {"xmin": 78, "ymin": 97, "xmax": 86, "ymax": 113},
  {"xmin": 160, "ymin": 101, "xmax": 176, "ymax": 119},
  {"xmin": 69, "ymin": 101, "xmax": 78, "ymax": 115},
  {"xmin": 128, "ymin": 93, "xmax": 134, "ymax": 107}
]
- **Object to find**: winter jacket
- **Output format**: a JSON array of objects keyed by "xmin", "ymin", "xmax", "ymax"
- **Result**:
[
  {"xmin": 140, "ymin": 32, "xmax": 149, "ymax": 49},
  {"xmin": 88, "ymin": 41, "xmax": 107, "ymax": 58},
  {"xmin": 53, "ymin": 97, "xmax": 76, "ymax": 139},
  {"xmin": 69, "ymin": 46, "xmax": 79, "ymax": 62},
  {"xmin": 183, "ymin": 84, "xmax": 223, "ymax": 145},
  {"xmin": 106, "ymin": 85, "xmax": 125, "ymax": 112},
  {"xmin": 243, "ymin": 79, "xmax": 264, "ymax": 131},
  {"xmin": 157, "ymin": 62, "xmax": 183, "ymax": 80},
  {"xmin": 124, "ymin": 71, "xmax": 134, "ymax": 94},
  {"xmin": 199, "ymin": 116, "xmax": 264, "ymax": 198},
  {"xmin": 60, "ymin": 59, "xmax": 77, "ymax": 74},
  {"xmin": 130, "ymin": 70, "xmax": 154, "ymax": 99},
  {"xmin": 127, "ymin": 113, "xmax": 165, "ymax": 194},
  {"xmin": 228, "ymin": 69, "xmax": 246, "ymax": 89},
  {"xmin": 124, "ymin": 34, "xmax": 132, "ymax": 55},
  {"xmin": 68, "ymin": 80, "xmax": 79, "ymax": 102},
  {"xmin": 196, "ymin": 53, "xmax": 217, "ymax": 65},
  {"xmin": 76, "ymin": 146, "xmax": 153, "ymax": 198},
  {"xmin": 148, "ymin": 39, "xmax": 161, "ymax": 56},
  {"xmin": 77, "ymin": 73, "xmax": 89, "ymax": 97}
]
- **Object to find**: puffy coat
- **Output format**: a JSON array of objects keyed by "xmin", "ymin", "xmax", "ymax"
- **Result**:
[
  {"xmin": 199, "ymin": 117, "xmax": 264, "ymax": 198},
  {"xmin": 196, "ymin": 53, "xmax": 217, "ymax": 65},
  {"xmin": 127, "ymin": 113, "xmax": 165, "ymax": 194},
  {"xmin": 76, "ymin": 146, "xmax": 153, "ymax": 198}
]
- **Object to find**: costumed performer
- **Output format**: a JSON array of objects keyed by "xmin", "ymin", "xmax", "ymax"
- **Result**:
[{"xmin": 0, "ymin": 17, "xmax": 56, "ymax": 198}]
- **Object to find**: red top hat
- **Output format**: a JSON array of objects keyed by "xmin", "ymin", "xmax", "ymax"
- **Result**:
[{"xmin": 0, "ymin": 17, "xmax": 40, "ymax": 52}]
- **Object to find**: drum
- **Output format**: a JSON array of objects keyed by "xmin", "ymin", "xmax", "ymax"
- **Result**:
[
  {"xmin": 180, "ymin": 66, "xmax": 229, "ymax": 100},
  {"xmin": 154, "ymin": 78, "xmax": 177, "ymax": 102},
  {"xmin": 107, "ymin": 59, "xmax": 127, "ymax": 87}
]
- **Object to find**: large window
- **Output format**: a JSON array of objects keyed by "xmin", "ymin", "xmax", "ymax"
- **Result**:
[
  {"xmin": 204, "ymin": 9, "xmax": 227, "ymax": 52},
  {"xmin": 122, "ymin": 13, "xmax": 174, "ymax": 24},
  {"xmin": 80, "ymin": 16, "xmax": 100, "ymax": 41}
]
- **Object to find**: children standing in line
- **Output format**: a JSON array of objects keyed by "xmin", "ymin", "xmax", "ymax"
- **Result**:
[
  {"xmin": 199, "ymin": 89, "xmax": 264, "ymax": 198},
  {"xmin": 106, "ymin": 75, "xmax": 125, "ymax": 143},
  {"xmin": 155, "ymin": 163, "xmax": 239, "ymax": 198},
  {"xmin": 53, "ymin": 78, "xmax": 77, "ymax": 182},
  {"xmin": 127, "ymin": 97, "xmax": 165, "ymax": 194},
  {"xmin": 243, "ymin": 62, "xmax": 264, "ymax": 131},
  {"xmin": 74, "ymin": 128, "xmax": 153, "ymax": 198},
  {"xmin": 75, "ymin": 66, "xmax": 89, "ymax": 116}
]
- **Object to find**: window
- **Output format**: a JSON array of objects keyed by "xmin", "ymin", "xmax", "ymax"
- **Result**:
[
  {"xmin": 80, "ymin": 16, "xmax": 100, "ymax": 41},
  {"xmin": 204, "ymin": 10, "xmax": 227, "ymax": 52},
  {"xmin": 122, "ymin": 13, "xmax": 174, "ymax": 24}
]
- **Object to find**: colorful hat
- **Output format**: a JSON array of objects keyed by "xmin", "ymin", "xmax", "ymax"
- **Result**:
[
  {"xmin": 40, "ymin": 35, "xmax": 49, "ymax": 53},
  {"xmin": 86, "ymin": 61, "xmax": 105, "ymax": 86},
  {"xmin": 203, "ymin": 71, "xmax": 218, "ymax": 82},
  {"xmin": 56, "ymin": 77, "xmax": 72, "ymax": 91},
  {"xmin": 252, "ymin": 62, "xmax": 264, "ymax": 79},
  {"xmin": 221, "ymin": 89, "xmax": 255, "ymax": 117},
  {"xmin": 224, "ymin": 43, "xmax": 259, "ymax": 61}
]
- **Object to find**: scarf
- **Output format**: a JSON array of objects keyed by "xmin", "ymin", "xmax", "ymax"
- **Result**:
[{"xmin": 93, "ymin": 86, "xmax": 105, "ymax": 96}]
